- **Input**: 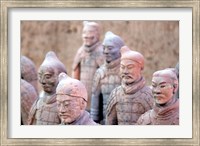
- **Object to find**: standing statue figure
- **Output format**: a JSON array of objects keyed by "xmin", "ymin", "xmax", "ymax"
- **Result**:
[
  {"xmin": 90, "ymin": 31, "xmax": 124, "ymax": 124},
  {"xmin": 106, "ymin": 46, "xmax": 154, "ymax": 125},
  {"xmin": 137, "ymin": 69, "xmax": 179, "ymax": 125},
  {"xmin": 72, "ymin": 21, "xmax": 104, "ymax": 111},
  {"xmin": 28, "ymin": 51, "xmax": 67, "ymax": 125},
  {"xmin": 56, "ymin": 72, "xmax": 97, "ymax": 125},
  {"xmin": 21, "ymin": 55, "xmax": 38, "ymax": 94},
  {"xmin": 21, "ymin": 79, "xmax": 37, "ymax": 125}
]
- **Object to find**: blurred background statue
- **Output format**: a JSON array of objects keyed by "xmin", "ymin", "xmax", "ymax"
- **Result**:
[
  {"xmin": 21, "ymin": 55, "xmax": 38, "ymax": 94},
  {"xmin": 72, "ymin": 21, "xmax": 105, "ymax": 112},
  {"xmin": 21, "ymin": 55, "xmax": 38, "ymax": 125},
  {"xmin": 21, "ymin": 79, "xmax": 37, "ymax": 125}
]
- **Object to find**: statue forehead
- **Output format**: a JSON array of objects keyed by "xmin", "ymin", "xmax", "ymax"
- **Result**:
[
  {"xmin": 83, "ymin": 25, "xmax": 98, "ymax": 32},
  {"xmin": 152, "ymin": 69, "xmax": 177, "ymax": 83},
  {"xmin": 103, "ymin": 38, "xmax": 118, "ymax": 46},
  {"xmin": 152, "ymin": 76, "xmax": 173, "ymax": 83},
  {"xmin": 56, "ymin": 94, "xmax": 76, "ymax": 101}
]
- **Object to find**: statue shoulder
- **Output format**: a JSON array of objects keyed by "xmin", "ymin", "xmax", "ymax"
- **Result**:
[{"xmin": 106, "ymin": 86, "xmax": 121, "ymax": 113}]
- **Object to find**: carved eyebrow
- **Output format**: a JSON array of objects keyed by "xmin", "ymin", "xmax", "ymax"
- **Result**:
[
  {"xmin": 57, "ymin": 99, "xmax": 71, "ymax": 103},
  {"xmin": 44, "ymin": 72, "xmax": 53, "ymax": 75},
  {"xmin": 152, "ymin": 81, "xmax": 168, "ymax": 85},
  {"xmin": 103, "ymin": 45, "xmax": 114, "ymax": 48},
  {"xmin": 159, "ymin": 82, "xmax": 168, "ymax": 84},
  {"xmin": 120, "ymin": 63, "xmax": 135, "ymax": 67}
]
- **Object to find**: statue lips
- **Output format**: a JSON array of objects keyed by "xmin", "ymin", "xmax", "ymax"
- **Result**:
[
  {"xmin": 59, "ymin": 114, "xmax": 70, "ymax": 119},
  {"xmin": 42, "ymin": 85, "xmax": 52, "ymax": 91},
  {"xmin": 104, "ymin": 54, "xmax": 112, "ymax": 61},
  {"xmin": 104, "ymin": 53, "xmax": 111, "ymax": 57},
  {"xmin": 153, "ymin": 94, "xmax": 165, "ymax": 101}
]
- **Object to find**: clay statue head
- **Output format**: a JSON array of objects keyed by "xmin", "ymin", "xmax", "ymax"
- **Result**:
[
  {"xmin": 120, "ymin": 46, "xmax": 144, "ymax": 85},
  {"xmin": 56, "ymin": 72, "xmax": 88, "ymax": 124},
  {"xmin": 152, "ymin": 69, "xmax": 178, "ymax": 105},
  {"xmin": 38, "ymin": 51, "xmax": 67, "ymax": 94},
  {"xmin": 102, "ymin": 31, "xmax": 124, "ymax": 63},
  {"xmin": 82, "ymin": 21, "xmax": 100, "ymax": 47},
  {"xmin": 21, "ymin": 56, "xmax": 38, "ymax": 92}
]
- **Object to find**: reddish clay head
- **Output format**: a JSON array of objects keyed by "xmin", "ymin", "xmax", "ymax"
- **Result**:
[
  {"xmin": 102, "ymin": 31, "xmax": 124, "ymax": 63},
  {"xmin": 82, "ymin": 21, "xmax": 100, "ymax": 47},
  {"xmin": 152, "ymin": 69, "xmax": 178, "ymax": 105},
  {"xmin": 120, "ymin": 46, "xmax": 144, "ymax": 85},
  {"xmin": 56, "ymin": 72, "xmax": 88, "ymax": 124},
  {"xmin": 38, "ymin": 51, "xmax": 67, "ymax": 94}
]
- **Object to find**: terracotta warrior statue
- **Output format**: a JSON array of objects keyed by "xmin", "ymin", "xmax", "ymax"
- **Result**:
[
  {"xmin": 72, "ymin": 21, "xmax": 104, "ymax": 111},
  {"xmin": 137, "ymin": 69, "xmax": 179, "ymax": 125},
  {"xmin": 21, "ymin": 55, "xmax": 38, "ymax": 94},
  {"xmin": 28, "ymin": 51, "xmax": 67, "ymax": 125},
  {"xmin": 106, "ymin": 46, "xmax": 154, "ymax": 125},
  {"xmin": 21, "ymin": 79, "xmax": 37, "ymax": 125},
  {"xmin": 90, "ymin": 31, "xmax": 124, "ymax": 124},
  {"xmin": 56, "ymin": 72, "xmax": 97, "ymax": 125}
]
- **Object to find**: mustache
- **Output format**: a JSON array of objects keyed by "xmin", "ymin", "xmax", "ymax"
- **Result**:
[
  {"xmin": 59, "ymin": 114, "xmax": 70, "ymax": 117},
  {"xmin": 153, "ymin": 93, "xmax": 165, "ymax": 98},
  {"xmin": 120, "ymin": 74, "xmax": 134, "ymax": 78}
]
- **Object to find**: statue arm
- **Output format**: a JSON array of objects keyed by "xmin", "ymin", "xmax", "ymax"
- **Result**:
[
  {"xmin": 72, "ymin": 47, "xmax": 82, "ymax": 79},
  {"xmin": 137, "ymin": 111, "xmax": 152, "ymax": 125},
  {"xmin": 90, "ymin": 70, "xmax": 102, "ymax": 122},
  {"xmin": 72, "ymin": 63, "xmax": 80, "ymax": 80},
  {"xmin": 27, "ymin": 98, "xmax": 38, "ymax": 125},
  {"xmin": 105, "ymin": 89, "xmax": 118, "ymax": 125}
]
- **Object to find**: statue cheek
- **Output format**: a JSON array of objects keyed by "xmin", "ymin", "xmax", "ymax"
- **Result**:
[{"xmin": 48, "ymin": 77, "xmax": 58, "ymax": 85}]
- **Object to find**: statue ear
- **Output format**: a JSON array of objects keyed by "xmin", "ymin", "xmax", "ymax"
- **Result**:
[
  {"xmin": 173, "ymin": 81, "xmax": 178, "ymax": 94},
  {"xmin": 79, "ymin": 99, "xmax": 86, "ymax": 110}
]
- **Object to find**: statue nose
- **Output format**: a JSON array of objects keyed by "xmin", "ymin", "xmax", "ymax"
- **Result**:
[
  {"xmin": 39, "ymin": 76, "xmax": 46, "ymax": 85},
  {"xmin": 153, "ymin": 86, "xmax": 161, "ymax": 94},
  {"xmin": 58, "ymin": 104, "xmax": 66, "ymax": 113},
  {"xmin": 122, "ymin": 67, "xmax": 129, "ymax": 74},
  {"xmin": 103, "ymin": 47, "xmax": 110, "ymax": 54}
]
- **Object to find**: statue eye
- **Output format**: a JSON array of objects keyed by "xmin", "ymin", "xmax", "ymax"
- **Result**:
[
  {"xmin": 127, "ymin": 65, "xmax": 134, "ymax": 69},
  {"xmin": 152, "ymin": 84, "xmax": 156, "ymax": 88},
  {"xmin": 57, "ymin": 103, "xmax": 61, "ymax": 108},
  {"xmin": 64, "ymin": 102, "xmax": 70, "ymax": 108},
  {"xmin": 160, "ymin": 85, "xmax": 166, "ymax": 88},
  {"xmin": 45, "ymin": 75, "xmax": 52, "ymax": 79},
  {"xmin": 120, "ymin": 65, "xmax": 125, "ymax": 69},
  {"xmin": 107, "ymin": 47, "xmax": 113, "ymax": 50}
]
